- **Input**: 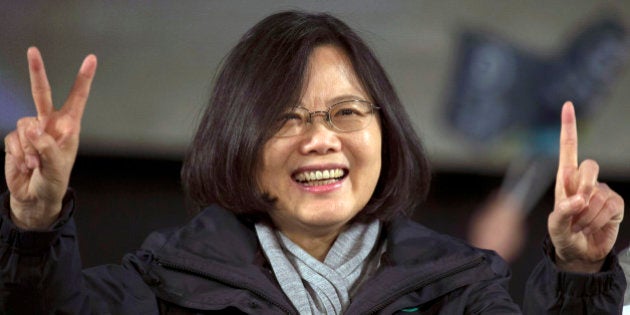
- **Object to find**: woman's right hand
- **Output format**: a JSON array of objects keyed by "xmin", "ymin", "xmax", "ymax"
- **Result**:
[{"xmin": 3, "ymin": 47, "xmax": 97, "ymax": 230}]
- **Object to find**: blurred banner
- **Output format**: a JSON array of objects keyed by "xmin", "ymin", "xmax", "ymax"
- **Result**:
[
  {"xmin": 447, "ymin": 15, "xmax": 628, "ymax": 213},
  {"xmin": 447, "ymin": 16, "xmax": 628, "ymax": 147}
]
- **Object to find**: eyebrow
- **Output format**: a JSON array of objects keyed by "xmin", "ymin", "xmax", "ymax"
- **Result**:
[
  {"xmin": 329, "ymin": 94, "xmax": 369, "ymax": 104},
  {"xmin": 297, "ymin": 94, "xmax": 369, "ymax": 108}
]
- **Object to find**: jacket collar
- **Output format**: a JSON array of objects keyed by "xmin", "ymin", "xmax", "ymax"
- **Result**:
[
  {"xmin": 141, "ymin": 206, "xmax": 503, "ymax": 313},
  {"xmin": 142, "ymin": 205, "xmax": 297, "ymax": 313},
  {"xmin": 346, "ymin": 215, "xmax": 502, "ymax": 313}
]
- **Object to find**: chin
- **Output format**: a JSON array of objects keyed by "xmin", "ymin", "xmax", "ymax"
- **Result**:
[
  {"xmin": 301, "ymin": 216, "xmax": 349, "ymax": 228},
  {"xmin": 297, "ymin": 204, "xmax": 358, "ymax": 228}
]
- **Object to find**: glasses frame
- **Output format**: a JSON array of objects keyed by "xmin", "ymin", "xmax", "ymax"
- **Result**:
[{"xmin": 274, "ymin": 99, "xmax": 380, "ymax": 138}]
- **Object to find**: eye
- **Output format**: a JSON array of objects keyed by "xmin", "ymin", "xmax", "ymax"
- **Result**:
[
  {"xmin": 332, "ymin": 102, "xmax": 367, "ymax": 118},
  {"xmin": 279, "ymin": 112, "xmax": 303, "ymax": 121},
  {"xmin": 273, "ymin": 107, "xmax": 309, "ymax": 137},
  {"xmin": 337, "ymin": 108, "xmax": 359, "ymax": 116},
  {"xmin": 276, "ymin": 109, "xmax": 307, "ymax": 128}
]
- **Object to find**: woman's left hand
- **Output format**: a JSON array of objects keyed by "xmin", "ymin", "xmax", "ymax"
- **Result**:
[{"xmin": 548, "ymin": 101, "xmax": 624, "ymax": 273}]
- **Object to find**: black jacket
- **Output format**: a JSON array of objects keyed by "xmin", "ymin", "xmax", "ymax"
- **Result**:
[{"xmin": 0, "ymin": 192, "xmax": 625, "ymax": 314}]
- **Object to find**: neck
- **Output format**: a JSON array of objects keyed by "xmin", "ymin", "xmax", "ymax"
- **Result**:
[
  {"xmin": 267, "ymin": 213, "xmax": 351, "ymax": 261},
  {"xmin": 281, "ymin": 228, "xmax": 341, "ymax": 261}
]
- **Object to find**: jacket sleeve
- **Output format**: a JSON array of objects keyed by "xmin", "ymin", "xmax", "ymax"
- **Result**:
[
  {"xmin": 464, "ymin": 251, "xmax": 523, "ymax": 314},
  {"xmin": 0, "ymin": 191, "xmax": 158, "ymax": 314},
  {"xmin": 522, "ymin": 236, "xmax": 626, "ymax": 314}
]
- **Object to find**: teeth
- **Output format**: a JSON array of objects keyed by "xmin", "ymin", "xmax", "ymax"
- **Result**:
[
  {"xmin": 294, "ymin": 168, "xmax": 345, "ymax": 183},
  {"xmin": 303, "ymin": 179, "xmax": 337, "ymax": 187}
]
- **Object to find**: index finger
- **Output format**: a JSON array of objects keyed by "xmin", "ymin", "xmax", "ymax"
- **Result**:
[
  {"xmin": 558, "ymin": 101, "xmax": 578, "ymax": 172},
  {"xmin": 27, "ymin": 47, "xmax": 54, "ymax": 119},
  {"xmin": 60, "ymin": 54, "xmax": 98, "ymax": 121}
]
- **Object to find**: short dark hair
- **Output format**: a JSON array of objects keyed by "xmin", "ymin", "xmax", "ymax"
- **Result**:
[{"xmin": 181, "ymin": 10, "xmax": 430, "ymax": 221}]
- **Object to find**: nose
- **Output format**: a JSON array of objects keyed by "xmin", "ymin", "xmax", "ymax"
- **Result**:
[{"xmin": 299, "ymin": 116, "xmax": 342, "ymax": 155}]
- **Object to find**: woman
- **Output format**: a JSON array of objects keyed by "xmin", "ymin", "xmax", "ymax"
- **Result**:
[{"xmin": 1, "ymin": 11, "xmax": 625, "ymax": 314}]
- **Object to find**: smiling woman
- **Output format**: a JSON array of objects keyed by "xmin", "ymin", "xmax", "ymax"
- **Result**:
[
  {"xmin": 258, "ymin": 46, "xmax": 383, "ymax": 259},
  {"xmin": 0, "ymin": 10, "xmax": 626, "ymax": 314},
  {"xmin": 181, "ymin": 12, "xmax": 430, "ymax": 226}
]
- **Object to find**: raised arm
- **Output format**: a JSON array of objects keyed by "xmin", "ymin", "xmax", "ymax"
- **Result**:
[
  {"xmin": 3, "ymin": 47, "xmax": 97, "ymax": 229},
  {"xmin": 548, "ymin": 101, "xmax": 624, "ymax": 272}
]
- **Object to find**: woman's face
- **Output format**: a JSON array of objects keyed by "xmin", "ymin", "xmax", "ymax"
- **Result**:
[{"xmin": 259, "ymin": 45, "xmax": 382, "ymax": 237}]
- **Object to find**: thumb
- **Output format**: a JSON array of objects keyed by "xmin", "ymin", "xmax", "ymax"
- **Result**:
[
  {"xmin": 25, "ymin": 122, "xmax": 63, "ymax": 172},
  {"xmin": 550, "ymin": 194, "xmax": 587, "ymax": 235}
]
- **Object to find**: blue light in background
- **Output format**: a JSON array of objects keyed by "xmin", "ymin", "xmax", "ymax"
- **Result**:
[{"xmin": 0, "ymin": 64, "xmax": 31, "ymax": 138}]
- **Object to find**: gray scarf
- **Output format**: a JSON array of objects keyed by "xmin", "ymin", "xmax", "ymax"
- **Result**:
[{"xmin": 255, "ymin": 220, "xmax": 382, "ymax": 314}]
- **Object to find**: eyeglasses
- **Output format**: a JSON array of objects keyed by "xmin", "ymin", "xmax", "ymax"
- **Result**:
[{"xmin": 273, "ymin": 99, "xmax": 380, "ymax": 138}]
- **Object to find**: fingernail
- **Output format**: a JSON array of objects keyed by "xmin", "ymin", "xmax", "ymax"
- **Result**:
[
  {"xmin": 25, "ymin": 154, "xmax": 39, "ymax": 169},
  {"xmin": 569, "ymin": 195, "xmax": 585, "ymax": 208},
  {"xmin": 80, "ymin": 55, "xmax": 94, "ymax": 73},
  {"xmin": 559, "ymin": 199, "xmax": 572, "ymax": 211},
  {"xmin": 19, "ymin": 162, "xmax": 29, "ymax": 173},
  {"xmin": 582, "ymin": 227, "xmax": 592, "ymax": 235},
  {"xmin": 80, "ymin": 59, "xmax": 88, "ymax": 73},
  {"xmin": 25, "ymin": 155, "xmax": 35, "ymax": 169},
  {"xmin": 26, "ymin": 125, "xmax": 41, "ymax": 140},
  {"xmin": 571, "ymin": 224, "xmax": 582, "ymax": 233},
  {"xmin": 558, "ymin": 196, "xmax": 582, "ymax": 210}
]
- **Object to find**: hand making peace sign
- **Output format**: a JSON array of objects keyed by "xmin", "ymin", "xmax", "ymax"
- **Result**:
[
  {"xmin": 3, "ymin": 47, "xmax": 97, "ymax": 230},
  {"xmin": 549, "ymin": 101, "xmax": 625, "ymax": 273}
]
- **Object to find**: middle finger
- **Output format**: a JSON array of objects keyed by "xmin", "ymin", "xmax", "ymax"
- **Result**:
[
  {"xmin": 577, "ymin": 159, "xmax": 599, "ymax": 202},
  {"xmin": 572, "ymin": 184, "xmax": 607, "ymax": 232}
]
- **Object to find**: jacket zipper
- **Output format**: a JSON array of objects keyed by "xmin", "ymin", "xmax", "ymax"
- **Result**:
[
  {"xmin": 154, "ymin": 258, "xmax": 296, "ymax": 314},
  {"xmin": 365, "ymin": 255, "xmax": 486, "ymax": 314}
]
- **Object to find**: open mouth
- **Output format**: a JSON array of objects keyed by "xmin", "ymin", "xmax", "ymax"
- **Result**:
[{"xmin": 292, "ymin": 168, "xmax": 347, "ymax": 187}]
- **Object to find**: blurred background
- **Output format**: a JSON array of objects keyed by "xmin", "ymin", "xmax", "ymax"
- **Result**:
[{"xmin": 1, "ymin": 0, "xmax": 629, "ymax": 304}]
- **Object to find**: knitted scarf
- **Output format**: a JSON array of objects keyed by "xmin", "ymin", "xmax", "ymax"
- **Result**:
[{"xmin": 255, "ymin": 220, "xmax": 382, "ymax": 314}]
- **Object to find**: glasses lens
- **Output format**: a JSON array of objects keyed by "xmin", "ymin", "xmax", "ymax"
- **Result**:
[
  {"xmin": 274, "ymin": 107, "xmax": 308, "ymax": 137},
  {"xmin": 330, "ymin": 100, "xmax": 373, "ymax": 132}
]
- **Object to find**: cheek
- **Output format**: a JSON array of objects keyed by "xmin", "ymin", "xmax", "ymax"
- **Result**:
[
  {"xmin": 368, "ymin": 129, "xmax": 383, "ymax": 185},
  {"xmin": 259, "ymin": 140, "xmax": 291, "ymax": 190},
  {"xmin": 363, "ymin": 125, "xmax": 382, "ymax": 168},
  {"xmin": 349, "ymin": 126, "xmax": 382, "ymax": 181},
  {"xmin": 368, "ymin": 141, "xmax": 382, "ymax": 179},
  {"xmin": 258, "ymin": 143, "xmax": 276, "ymax": 191}
]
